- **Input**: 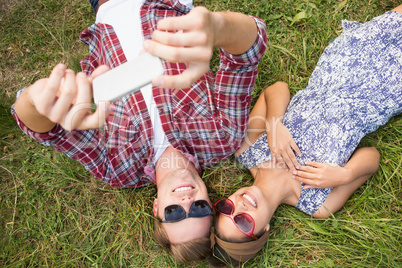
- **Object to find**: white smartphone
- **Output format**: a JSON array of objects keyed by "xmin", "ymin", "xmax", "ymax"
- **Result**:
[{"xmin": 92, "ymin": 52, "xmax": 164, "ymax": 104}]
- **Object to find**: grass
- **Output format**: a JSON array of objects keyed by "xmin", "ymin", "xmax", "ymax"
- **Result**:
[{"xmin": 0, "ymin": 0, "xmax": 401, "ymax": 267}]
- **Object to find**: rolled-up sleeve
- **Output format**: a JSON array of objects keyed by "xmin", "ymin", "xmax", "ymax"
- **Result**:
[{"xmin": 213, "ymin": 16, "xmax": 267, "ymax": 145}]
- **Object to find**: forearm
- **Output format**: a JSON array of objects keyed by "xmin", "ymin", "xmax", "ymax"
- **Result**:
[
  {"xmin": 213, "ymin": 11, "xmax": 258, "ymax": 55},
  {"xmin": 264, "ymin": 82, "xmax": 290, "ymax": 124},
  {"xmin": 244, "ymin": 82, "xmax": 290, "ymax": 132},
  {"xmin": 14, "ymin": 84, "xmax": 56, "ymax": 133},
  {"xmin": 343, "ymin": 147, "xmax": 381, "ymax": 184},
  {"xmin": 315, "ymin": 147, "xmax": 381, "ymax": 218}
]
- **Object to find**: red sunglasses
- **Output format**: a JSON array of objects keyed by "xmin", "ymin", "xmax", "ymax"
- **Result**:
[{"xmin": 213, "ymin": 198, "xmax": 257, "ymax": 240}]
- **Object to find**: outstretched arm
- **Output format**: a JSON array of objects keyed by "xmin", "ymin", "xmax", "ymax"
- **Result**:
[
  {"xmin": 14, "ymin": 64, "xmax": 110, "ymax": 133},
  {"xmin": 143, "ymin": 7, "xmax": 258, "ymax": 89}
]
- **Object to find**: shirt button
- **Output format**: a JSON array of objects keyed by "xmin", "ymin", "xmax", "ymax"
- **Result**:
[{"xmin": 143, "ymin": 26, "xmax": 148, "ymax": 31}]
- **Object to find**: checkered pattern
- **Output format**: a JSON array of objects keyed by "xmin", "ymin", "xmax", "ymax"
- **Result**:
[{"xmin": 12, "ymin": 0, "xmax": 267, "ymax": 188}]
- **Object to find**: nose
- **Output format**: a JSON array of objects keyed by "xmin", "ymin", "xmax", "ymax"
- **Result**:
[
  {"xmin": 178, "ymin": 196, "xmax": 194, "ymax": 213},
  {"xmin": 180, "ymin": 195, "xmax": 192, "ymax": 202},
  {"xmin": 234, "ymin": 197, "xmax": 248, "ymax": 214}
]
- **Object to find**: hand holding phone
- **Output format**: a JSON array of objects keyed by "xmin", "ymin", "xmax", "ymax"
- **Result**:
[{"xmin": 93, "ymin": 52, "xmax": 164, "ymax": 104}]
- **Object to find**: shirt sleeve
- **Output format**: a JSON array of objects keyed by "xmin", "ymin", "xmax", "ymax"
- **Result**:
[
  {"xmin": 218, "ymin": 16, "xmax": 267, "ymax": 70},
  {"xmin": 213, "ymin": 16, "xmax": 267, "ymax": 144},
  {"xmin": 11, "ymin": 87, "xmax": 109, "ymax": 179}
]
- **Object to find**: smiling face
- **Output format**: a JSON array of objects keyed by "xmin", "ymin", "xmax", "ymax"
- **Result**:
[
  {"xmin": 154, "ymin": 168, "xmax": 213, "ymax": 244},
  {"xmin": 216, "ymin": 186, "xmax": 271, "ymax": 242}
]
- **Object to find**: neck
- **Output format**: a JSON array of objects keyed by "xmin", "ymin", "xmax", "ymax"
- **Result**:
[
  {"xmin": 252, "ymin": 166, "xmax": 299, "ymax": 214},
  {"xmin": 155, "ymin": 146, "xmax": 197, "ymax": 185}
]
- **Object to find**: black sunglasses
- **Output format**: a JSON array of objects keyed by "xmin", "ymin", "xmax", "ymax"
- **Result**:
[{"xmin": 161, "ymin": 200, "xmax": 214, "ymax": 223}]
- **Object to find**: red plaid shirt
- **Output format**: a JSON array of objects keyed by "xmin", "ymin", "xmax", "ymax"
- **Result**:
[{"xmin": 12, "ymin": 0, "xmax": 267, "ymax": 188}]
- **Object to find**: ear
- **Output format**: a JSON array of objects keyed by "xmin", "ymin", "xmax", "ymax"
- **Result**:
[
  {"xmin": 153, "ymin": 198, "xmax": 158, "ymax": 217},
  {"xmin": 264, "ymin": 223, "xmax": 270, "ymax": 232}
]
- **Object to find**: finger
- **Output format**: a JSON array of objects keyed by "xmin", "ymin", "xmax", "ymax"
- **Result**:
[
  {"xmin": 294, "ymin": 170, "xmax": 317, "ymax": 179},
  {"xmin": 75, "ymin": 72, "xmax": 94, "ymax": 103},
  {"xmin": 28, "ymin": 79, "xmax": 50, "ymax": 113},
  {"xmin": 63, "ymin": 102, "xmax": 91, "ymax": 131},
  {"xmin": 152, "ymin": 62, "xmax": 208, "ymax": 89},
  {"xmin": 280, "ymin": 151, "xmax": 296, "ymax": 171},
  {"xmin": 50, "ymin": 69, "xmax": 77, "ymax": 124},
  {"xmin": 275, "ymin": 155, "xmax": 288, "ymax": 170},
  {"xmin": 42, "ymin": 64, "xmax": 67, "ymax": 108},
  {"xmin": 144, "ymin": 39, "xmax": 212, "ymax": 63},
  {"xmin": 291, "ymin": 141, "xmax": 302, "ymax": 157},
  {"xmin": 79, "ymin": 101, "xmax": 110, "ymax": 129},
  {"xmin": 286, "ymin": 147, "xmax": 300, "ymax": 170},
  {"xmin": 298, "ymin": 165, "xmax": 319, "ymax": 173},
  {"xmin": 292, "ymin": 174, "xmax": 314, "ymax": 184},
  {"xmin": 152, "ymin": 30, "xmax": 208, "ymax": 48},
  {"xmin": 88, "ymin": 65, "xmax": 110, "ymax": 83},
  {"xmin": 303, "ymin": 185, "xmax": 317, "ymax": 189},
  {"xmin": 293, "ymin": 174, "xmax": 321, "ymax": 187},
  {"xmin": 305, "ymin": 161, "xmax": 323, "ymax": 168},
  {"xmin": 271, "ymin": 152, "xmax": 285, "ymax": 169},
  {"xmin": 63, "ymin": 72, "xmax": 93, "ymax": 130},
  {"xmin": 156, "ymin": 9, "xmax": 205, "ymax": 32}
]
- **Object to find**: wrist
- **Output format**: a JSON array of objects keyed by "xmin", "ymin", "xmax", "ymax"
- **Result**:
[
  {"xmin": 342, "ymin": 167, "xmax": 353, "ymax": 185},
  {"xmin": 15, "ymin": 85, "xmax": 37, "ymax": 115},
  {"xmin": 267, "ymin": 115, "xmax": 283, "ymax": 128},
  {"xmin": 212, "ymin": 12, "xmax": 225, "ymax": 47},
  {"xmin": 211, "ymin": 11, "xmax": 257, "ymax": 54},
  {"xmin": 15, "ymin": 81, "xmax": 56, "ymax": 133},
  {"xmin": 25, "ymin": 85, "xmax": 36, "ymax": 108}
]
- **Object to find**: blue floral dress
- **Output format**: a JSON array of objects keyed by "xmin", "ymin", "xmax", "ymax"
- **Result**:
[{"xmin": 237, "ymin": 11, "xmax": 402, "ymax": 215}]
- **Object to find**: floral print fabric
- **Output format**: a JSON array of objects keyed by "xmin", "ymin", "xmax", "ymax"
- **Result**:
[{"xmin": 237, "ymin": 11, "xmax": 402, "ymax": 215}]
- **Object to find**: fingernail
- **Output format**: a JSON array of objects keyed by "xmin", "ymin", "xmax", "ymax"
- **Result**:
[
  {"xmin": 57, "ymin": 63, "xmax": 65, "ymax": 70},
  {"xmin": 77, "ymin": 72, "xmax": 86, "ymax": 78},
  {"xmin": 296, "ymin": 166, "xmax": 300, "ymax": 170},
  {"xmin": 293, "ymin": 170, "xmax": 297, "ymax": 175}
]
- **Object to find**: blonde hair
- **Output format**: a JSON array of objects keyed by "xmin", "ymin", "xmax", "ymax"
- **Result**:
[{"xmin": 153, "ymin": 218, "xmax": 212, "ymax": 263}]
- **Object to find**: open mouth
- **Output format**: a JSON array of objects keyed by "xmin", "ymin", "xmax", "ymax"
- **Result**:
[
  {"xmin": 243, "ymin": 193, "xmax": 257, "ymax": 208},
  {"xmin": 173, "ymin": 185, "xmax": 194, "ymax": 192}
]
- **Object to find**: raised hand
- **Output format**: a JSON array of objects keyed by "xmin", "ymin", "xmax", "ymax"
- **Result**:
[
  {"xmin": 267, "ymin": 120, "xmax": 302, "ymax": 172},
  {"xmin": 294, "ymin": 161, "xmax": 349, "ymax": 188},
  {"xmin": 143, "ymin": 7, "xmax": 216, "ymax": 89},
  {"xmin": 144, "ymin": 6, "xmax": 259, "ymax": 90},
  {"xmin": 16, "ymin": 64, "xmax": 110, "ymax": 132}
]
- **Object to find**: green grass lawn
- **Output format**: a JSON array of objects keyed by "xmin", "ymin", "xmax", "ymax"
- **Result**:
[{"xmin": 1, "ymin": 0, "xmax": 401, "ymax": 267}]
